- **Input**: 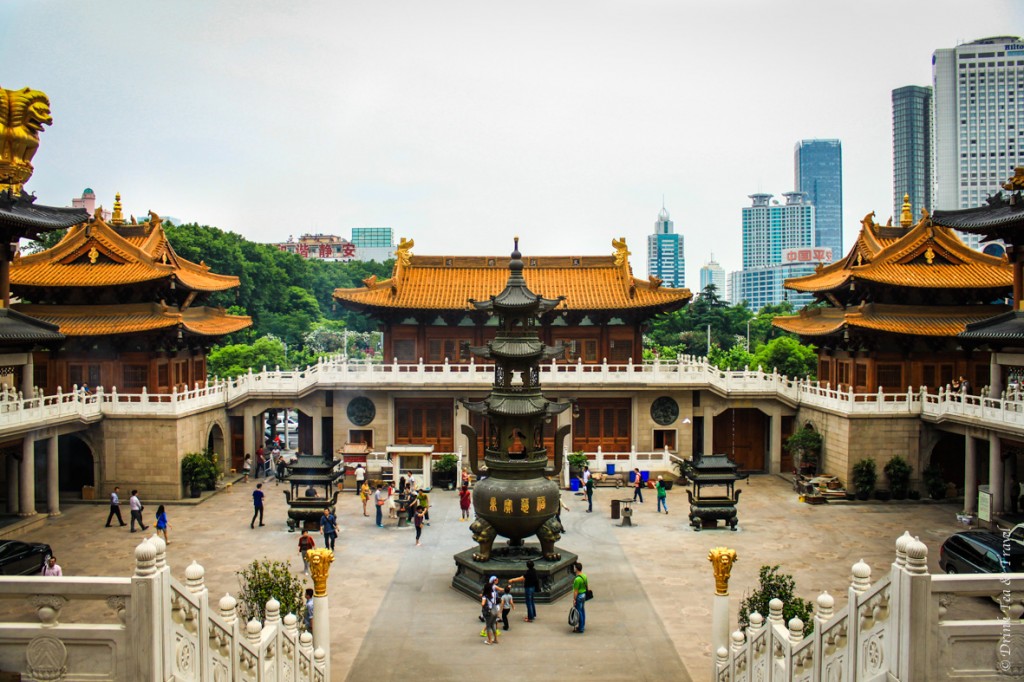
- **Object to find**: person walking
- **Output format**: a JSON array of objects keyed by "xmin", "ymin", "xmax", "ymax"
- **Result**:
[
  {"xmin": 585, "ymin": 473, "xmax": 595, "ymax": 513},
  {"xmin": 632, "ymin": 468, "xmax": 644, "ymax": 503},
  {"xmin": 417, "ymin": 488, "xmax": 431, "ymax": 525},
  {"xmin": 656, "ymin": 476, "xmax": 668, "ymax": 514},
  {"xmin": 359, "ymin": 481, "xmax": 371, "ymax": 516},
  {"xmin": 320, "ymin": 507, "xmax": 337, "ymax": 551},
  {"xmin": 355, "ymin": 464, "xmax": 366, "ymax": 490},
  {"xmin": 481, "ymin": 576, "xmax": 501, "ymax": 645},
  {"xmin": 105, "ymin": 486, "xmax": 126, "ymax": 527},
  {"xmin": 373, "ymin": 484, "xmax": 387, "ymax": 527},
  {"xmin": 251, "ymin": 483, "xmax": 265, "ymax": 528},
  {"xmin": 41, "ymin": 555, "xmax": 62, "ymax": 576},
  {"xmin": 242, "ymin": 454, "xmax": 252, "ymax": 483},
  {"xmin": 458, "ymin": 482, "xmax": 472, "ymax": 521},
  {"xmin": 500, "ymin": 583, "xmax": 515, "ymax": 630},
  {"xmin": 129, "ymin": 490, "xmax": 148, "ymax": 532},
  {"xmin": 254, "ymin": 448, "xmax": 264, "ymax": 480},
  {"xmin": 303, "ymin": 588, "xmax": 314, "ymax": 632},
  {"xmin": 297, "ymin": 529, "xmax": 316, "ymax": 574},
  {"xmin": 572, "ymin": 562, "xmax": 589, "ymax": 634},
  {"xmin": 386, "ymin": 483, "xmax": 397, "ymax": 519},
  {"xmin": 522, "ymin": 560, "xmax": 538, "ymax": 622},
  {"xmin": 155, "ymin": 505, "xmax": 170, "ymax": 544},
  {"xmin": 414, "ymin": 506, "xmax": 425, "ymax": 546}
]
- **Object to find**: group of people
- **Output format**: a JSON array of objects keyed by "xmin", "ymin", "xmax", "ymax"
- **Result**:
[
  {"xmin": 362, "ymin": 478, "xmax": 431, "ymax": 544},
  {"xmin": 242, "ymin": 444, "xmax": 286, "ymax": 484},
  {"xmin": 574, "ymin": 467, "xmax": 670, "ymax": 514},
  {"xmin": 105, "ymin": 487, "xmax": 172, "ymax": 541},
  {"xmin": 478, "ymin": 560, "xmax": 589, "ymax": 644}
]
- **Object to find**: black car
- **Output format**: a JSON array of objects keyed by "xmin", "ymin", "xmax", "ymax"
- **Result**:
[
  {"xmin": 940, "ymin": 530, "xmax": 1024, "ymax": 574},
  {"xmin": 0, "ymin": 540, "xmax": 52, "ymax": 576}
]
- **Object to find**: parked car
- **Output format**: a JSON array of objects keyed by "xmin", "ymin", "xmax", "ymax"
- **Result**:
[
  {"xmin": 0, "ymin": 540, "xmax": 52, "ymax": 575},
  {"xmin": 1009, "ymin": 523, "xmax": 1024, "ymax": 545},
  {"xmin": 939, "ymin": 530, "xmax": 1024, "ymax": 574}
]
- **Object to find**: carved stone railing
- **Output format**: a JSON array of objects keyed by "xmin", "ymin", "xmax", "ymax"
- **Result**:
[
  {"xmin": 0, "ymin": 536, "xmax": 327, "ymax": 681},
  {"xmin": 2, "ymin": 356, "xmax": 1024, "ymax": 438},
  {"xmin": 715, "ymin": 532, "xmax": 1023, "ymax": 682}
]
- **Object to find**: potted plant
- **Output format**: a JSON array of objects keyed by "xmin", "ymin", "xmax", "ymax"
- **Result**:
[
  {"xmin": 851, "ymin": 458, "xmax": 877, "ymax": 501},
  {"xmin": 432, "ymin": 453, "xmax": 459, "ymax": 489},
  {"xmin": 182, "ymin": 451, "xmax": 216, "ymax": 498},
  {"xmin": 884, "ymin": 455, "xmax": 913, "ymax": 500},
  {"xmin": 785, "ymin": 427, "xmax": 822, "ymax": 476},
  {"xmin": 922, "ymin": 464, "xmax": 946, "ymax": 500},
  {"xmin": 567, "ymin": 451, "xmax": 589, "ymax": 481}
]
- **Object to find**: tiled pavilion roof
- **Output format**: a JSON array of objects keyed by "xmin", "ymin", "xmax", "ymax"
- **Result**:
[
  {"xmin": 13, "ymin": 302, "xmax": 252, "ymax": 338},
  {"xmin": 772, "ymin": 303, "xmax": 1010, "ymax": 338}
]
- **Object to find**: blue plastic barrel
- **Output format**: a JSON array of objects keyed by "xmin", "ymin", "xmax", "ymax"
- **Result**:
[
  {"xmin": 606, "ymin": 464, "xmax": 615, "ymax": 476},
  {"xmin": 570, "ymin": 479, "xmax": 580, "ymax": 492},
  {"xmin": 641, "ymin": 470, "xmax": 650, "ymax": 482}
]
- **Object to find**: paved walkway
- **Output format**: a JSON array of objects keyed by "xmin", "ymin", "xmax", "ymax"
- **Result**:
[{"xmin": 4, "ymin": 475, "xmax": 966, "ymax": 681}]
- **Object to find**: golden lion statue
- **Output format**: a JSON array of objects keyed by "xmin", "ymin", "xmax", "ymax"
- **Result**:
[{"xmin": 0, "ymin": 87, "xmax": 53, "ymax": 194}]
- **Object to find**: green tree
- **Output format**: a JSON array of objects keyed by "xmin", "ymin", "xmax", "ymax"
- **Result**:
[
  {"xmin": 738, "ymin": 565, "xmax": 814, "ymax": 636},
  {"xmin": 207, "ymin": 336, "xmax": 288, "ymax": 378},
  {"xmin": 708, "ymin": 344, "xmax": 756, "ymax": 371},
  {"xmin": 751, "ymin": 336, "xmax": 817, "ymax": 379},
  {"xmin": 236, "ymin": 558, "xmax": 305, "ymax": 623}
]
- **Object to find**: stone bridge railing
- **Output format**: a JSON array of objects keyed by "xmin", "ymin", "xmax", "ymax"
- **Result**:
[
  {"xmin": 0, "ymin": 536, "xmax": 327, "ymax": 681},
  {"xmin": 1, "ymin": 356, "xmax": 1023, "ymax": 437},
  {"xmin": 714, "ymin": 532, "xmax": 1023, "ymax": 682}
]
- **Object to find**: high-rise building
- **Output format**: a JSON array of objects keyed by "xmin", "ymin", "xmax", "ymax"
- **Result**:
[
  {"xmin": 794, "ymin": 139, "xmax": 843, "ymax": 260},
  {"xmin": 933, "ymin": 36, "xmax": 1024, "ymax": 248},
  {"xmin": 892, "ymin": 85, "xmax": 933, "ymax": 221},
  {"xmin": 699, "ymin": 254, "xmax": 726, "ymax": 296},
  {"xmin": 646, "ymin": 205, "xmax": 684, "ymax": 288},
  {"xmin": 737, "ymin": 192, "xmax": 822, "ymax": 311},
  {"xmin": 351, "ymin": 226, "xmax": 395, "ymax": 262}
]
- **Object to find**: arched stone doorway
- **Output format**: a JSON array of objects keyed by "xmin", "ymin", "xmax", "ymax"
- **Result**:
[
  {"xmin": 57, "ymin": 434, "xmax": 94, "ymax": 492},
  {"xmin": 207, "ymin": 423, "xmax": 227, "ymax": 472},
  {"xmin": 712, "ymin": 408, "xmax": 768, "ymax": 472},
  {"xmin": 926, "ymin": 432, "xmax": 985, "ymax": 493}
]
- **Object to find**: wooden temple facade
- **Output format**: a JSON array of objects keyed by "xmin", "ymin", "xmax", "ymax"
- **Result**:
[
  {"xmin": 10, "ymin": 195, "xmax": 251, "ymax": 395},
  {"xmin": 773, "ymin": 197, "xmax": 1013, "ymax": 393}
]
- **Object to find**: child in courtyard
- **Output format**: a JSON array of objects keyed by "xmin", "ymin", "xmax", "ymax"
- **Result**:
[
  {"xmin": 500, "ymin": 582, "xmax": 515, "ymax": 630},
  {"xmin": 155, "ymin": 505, "xmax": 170, "ymax": 544},
  {"xmin": 414, "ymin": 506, "xmax": 425, "ymax": 546}
]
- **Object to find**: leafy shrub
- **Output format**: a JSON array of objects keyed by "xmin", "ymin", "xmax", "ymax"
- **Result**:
[
  {"xmin": 785, "ymin": 427, "xmax": 822, "ymax": 472},
  {"xmin": 922, "ymin": 464, "xmax": 946, "ymax": 500},
  {"xmin": 852, "ymin": 459, "xmax": 877, "ymax": 498},
  {"xmin": 181, "ymin": 451, "xmax": 219, "ymax": 491},
  {"xmin": 567, "ymin": 451, "xmax": 589, "ymax": 472},
  {"xmin": 433, "ymin": 453, "xmax": 459, "ymax": 473},
  {"xmin": 236, "ymin": 558, "xmax": 305, "ymax": 623},
  {"xmin": 884, "ymin": 455, "xmax": 913, "ymax": 500},
  {"xmin": 738, "ymin": 565, "xmax": 814, "ymax": 636}
]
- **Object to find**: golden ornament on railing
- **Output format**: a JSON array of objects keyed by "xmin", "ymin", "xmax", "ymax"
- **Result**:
[
  {"xmin": 307, "ymin": 548, "xmax": 334, "ymax": 598},
  {"xmin": 0, "ymin": 87, "xmax": 53, "ymax": 195},
  {"xmin": 708, "ymin": 547, "xmax": 737, "ymax": 596}
]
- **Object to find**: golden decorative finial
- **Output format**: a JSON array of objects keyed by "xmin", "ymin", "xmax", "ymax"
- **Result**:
[
  {"xmin": 708, "ymin": 547, "xmax": 737, "ymax": 596},
  {"xmin": 612, "ymin": 237, "xmax": 631, "ymax": 267},
  {"xmin": 0, "ymin": 87, "xmax": 53, "ymax": 195},
  {"xmin": 900, "ymin": 193, "xmax": 913, "ymax": 228},
  {"xmin": 111, "ymin": 193, "xmax": 124, "ymax": 226},
  {"xmin": 860, "ymin": 211, "xmax": 876, "ymax": 232},
  {"xmin": 924, "ymin": 247, "xmax": 935, "ymax": 265},
  {"xmin": 307, "ymin": 548, "xmax": 334, "ymax": 598},
  {"xmin": 87, "ymin": 247, "xmax": 99, "ymax": 264},
  {"xmin": 1002, "ymin": 166, "xmax": 1024, "ymax": 192},
  {"xmin": 395, "ymin": 237, "xmax": 414, "ymax": 268}
]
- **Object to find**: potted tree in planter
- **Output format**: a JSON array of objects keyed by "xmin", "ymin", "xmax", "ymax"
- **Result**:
[
  {"xmin": 432, "ymin": 453, "xmax": 459, "ymax": 490},
  {"xmin": 182, "ymin": 451, "xmax": 217, "ymax": 498},
  {"xmin": 851, "ymin": 458, "xmax": 876, "ymax": 501},
  {"xmin": 884, "ymin": 455, "xmax": 912, "ymax": 500},
  {"xmin": 922, "ymin": 464, "xmax": 946, "ymax": 500},
  {"xmin": 785, "ymin": 427, "xmax": 822, "ymax": 476},
  {"xmin": 567, "ymin": 451, "xmax": 589, "ymax": 488}
]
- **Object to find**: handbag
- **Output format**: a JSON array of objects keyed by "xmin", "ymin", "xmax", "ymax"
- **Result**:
[{"xmin": 585, "ymin": 589, "xmax": 594, "ymax": 601}]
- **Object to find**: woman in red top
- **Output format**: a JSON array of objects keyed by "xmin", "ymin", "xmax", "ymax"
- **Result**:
[{"xmin": 459, "ymin": 483, "xmax": 472, "ymax": 521}]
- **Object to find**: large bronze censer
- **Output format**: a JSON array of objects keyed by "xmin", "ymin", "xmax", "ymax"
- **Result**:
[{"xmin": 452, "ymin": 238, "xmax": 578, "ymax": 602}]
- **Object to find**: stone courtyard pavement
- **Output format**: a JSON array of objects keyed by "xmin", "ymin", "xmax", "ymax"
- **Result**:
[{"xmin": 5, "ymin": 475, "xmax": 968, "ymax": 681}]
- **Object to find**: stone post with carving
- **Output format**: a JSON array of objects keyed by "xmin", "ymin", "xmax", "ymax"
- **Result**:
[
  {"xmin": 709, "ymin": 547, "xmax": 737, "ymax": 678},
  {"xmin": 307, "ymin": 547, "xmax": 334, "ymax": 680}
]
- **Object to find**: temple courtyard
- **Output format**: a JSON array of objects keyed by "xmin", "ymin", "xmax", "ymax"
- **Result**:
[{"xmin": 2, "ymin": 475, "xmax": 979, "ymax": 681}]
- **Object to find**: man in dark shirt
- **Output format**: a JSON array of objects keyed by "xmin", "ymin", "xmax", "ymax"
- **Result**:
[
  {"xmin": 320, "ymin": 507, "xmax": 337, "ymax": 551},
  {"xmin": 509, "ymin": 560, "xmax": 539, "ymax": 622},
  {"xmin": 251, "ymin": 483, "xmax": 265, "ymax": 528}
]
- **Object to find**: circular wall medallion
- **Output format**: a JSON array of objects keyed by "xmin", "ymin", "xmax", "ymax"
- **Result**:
[
  {"xmin": 347, "ymin": 397, "xmax": 376, "ymax": 426},
  {"xmin": 650, "ymin": 396, "xmax": 679, "ymax": 426}
]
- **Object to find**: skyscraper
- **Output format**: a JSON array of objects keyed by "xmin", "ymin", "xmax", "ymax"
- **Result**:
[
  {"xmin": 646, "ymin": 204, "xmax": 684, "ymax": 288},
  {"xmin": 699, "ymin": 254, "xmax": 726, "ymax": 296},
  {"xmin": 737, "ymin": 192, "xmax": 821, "ymax": 311},
  {"xmin": 933, "ymin": 36, "xmax": 1024, "ymax": 249},
  {"xmin": 891, "ymin": 85, "xmax": 933, "ymax": 221},
  {"xmin": 794, "ymin": 139, "xmax": 843, "ymax": 260}
]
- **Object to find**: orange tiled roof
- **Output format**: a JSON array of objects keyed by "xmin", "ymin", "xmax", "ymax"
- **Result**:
[
  {"xmin": 334, "ymin": 241, "xmax": 692, "ymax": 312},
  {"xmin": 772, "ymin": 303, "xmax": 1009, "ymax": 337},
  {"xmin": 13, "ymin": 303, "xmax": 252, "ymax": 337},
  {"xmin": 785, "ymin": 213, "xmax": 1011, "ymax": 293},
  {"xmin": 12, "ymin": 213, "xmax": 239, "ymax": 292}
]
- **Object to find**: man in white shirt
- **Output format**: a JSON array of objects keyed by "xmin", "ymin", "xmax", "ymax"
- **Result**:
[
  {"xmin": 41, "ymin": 555, "xmax": 62, "ymax": 577},
  {"xmin": 355, "ymin": 464, "xmax": 366, "ymax": 488},
  {"xmin": 105, "ymin": 486, "xmax": 126, "ymax": 527},
  {"xmin": 129, "ymin": 490, "xmax": 148, "ymax": 533}
]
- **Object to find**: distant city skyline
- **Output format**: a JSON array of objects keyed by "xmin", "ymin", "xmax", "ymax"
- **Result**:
[
  {"xmin": 795, "ymin": 139, "xmax": 843, "ymax": 260},
  {"xmin": 5, "ymin": 2, "xmax": 1022, "ymax": 292}
]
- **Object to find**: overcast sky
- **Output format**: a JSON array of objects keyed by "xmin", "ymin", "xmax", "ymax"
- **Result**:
[{"xmin": 4, "ymin": 0, "xmax": 1022, "ymax": 291}]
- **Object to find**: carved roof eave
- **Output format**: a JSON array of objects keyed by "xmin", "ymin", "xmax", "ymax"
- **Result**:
[{"xmin": 772, "ymin": 302, "xmax": 1010, "ymax": 338}]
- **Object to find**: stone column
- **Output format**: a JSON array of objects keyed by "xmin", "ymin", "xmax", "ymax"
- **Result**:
[
  {"xmin": 708, "ymin": 547, "xmax": 737, "ymax": 681},
  {"xmin": 19, "ymin": 435, "xmax": 35, "ymax": 516},
  {"xmin": 21, "ymin": 354, "xmax": 33, "ymax": 399},
  {"xmin": 307, "ymin": 547, "xmax": 335, "ymax": 681},
  {"xmin": 243, "ymin": 409, "xmax": 254, "ymax": 459},
  {"xmin": 311, "ymin": 409, "xmax": 322, "ymax": 455},
  {"xmin": 768, "ymin": 411, "xmax": 782, "ymax": 474},
  {"xmin": 6, "ymin": 455, "xmax": 18, "ymax": 514},
  {"xmin": 964, "ymin": 436, "xmax": 977, "ymax": 514},
  {"xmin": 702, "ymin": 406, "xmax": 715, "ymax": 456},
  {"xmin": 990, "ymin": 353, "xmax": 1003, "ymax": 399},
  {"xmin": 990, "ymin": 433, "xmax": 1004, "ymax": 514},
  {"xmin": 46, "ymin": 435, "xmax": 59, "ymax": 516}
]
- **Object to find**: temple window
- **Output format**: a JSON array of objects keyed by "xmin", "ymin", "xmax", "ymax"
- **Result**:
[
  {"xmin": 157, "ymin": 364, "xmax": 169, "ymax": 387},
  {"xmin": 818, "ymin": 360, "xmax": 830, "ymax": 383},
  {"xmin": 394, "ymin": 339, "xmax": 416, "ymax": 363},
  {"xmin": 69, "ymin": 363, "xmax": 100, "ymax": 389},
  {"xmin": 653, "ymin": 429, "xmax": 676, "ymax": 451},
  {"xmin": 855, "ymin": 363, "xmax": 868, "ymax": 387},
  {"xmin": 122, "ymin": 364, "xmax": 149, "ymax": 391},
  {"xmin": 877, "ymin": 364, "xmax": 903, "ymax": 391}
]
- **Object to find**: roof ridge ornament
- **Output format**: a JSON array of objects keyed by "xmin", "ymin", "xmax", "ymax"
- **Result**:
[
  {"xmin": 0, "ymin": 86, "xmax": 53, "ymax": 195},
  {"xmin": 1002, "ymin": 166, "xmax": 1024, "ymax": 192},
  {"xmin": 900, "ymin": 194, "xmax": 913, "ymax": 228}
]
